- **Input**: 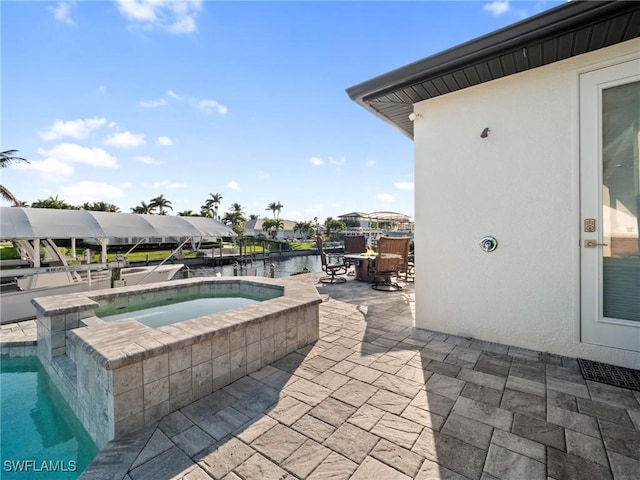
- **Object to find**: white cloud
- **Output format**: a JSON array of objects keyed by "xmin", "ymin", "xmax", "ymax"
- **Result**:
[
  {"xmin": 135, "ymin": 156, "xmax": 165, "ymax": 165},
  {"xmin": 483, "ymin": 0, "xmax": 510, "ymax": 16},
  {"xmin": 168, "ymin": 15, "xmax": 196, "ymax": 34},
  {"xmin": 365, "ymin": 160, "xmax": 376, "ymax": 168},
  {"xmin": 39, "ymin": 117, "xmax": 107, "ymax": 141},
  {"xmin": 394, "ymin": 181, "xmax": 414, "ymax": 191},
  {"xmin": 49, "ymin": 1, "xmax": 76, "ymax": 25},
  {"xmin": 39, "ymin": 143, "xmax": 118, "ymax": 168},
  {"xmin": 199, "ymin": 99, "xmax": 228, "ymax": 116},
  {"xmin": 117, "ymin": 0, "xmax": 203, "ymax": 34},
  {"xmin": 152, "ymin": 180, "xmax": 187, "ymax": 189},
  {"xmin": 61, "ymin": 181, "xmax": 125, "ymax": 204},
  {"xmin": 377, "ymin": 193, "xmax": 395, "ymax": 202},
  {"xmin": 310, "ymin": 156, "xmax": 345, "ymax": 167},
  {"xmin": 103, "ymin": 131, "xmax": 146, "ymax": 148},
  {"xmin": 18, "ymin": 157, "xmax": 75, "ymax": 181},
  {"xmin": 227, "ymin": 180, "xmax": 240, "ymax": 191},
  {"xmin": 149, "ymin": 90, "xmax": 228, "ymax": 117},
  {"xmin": 157, "ymin": 136, "xmax": 173, "ymax": 146},
  {"xmin": 140, "ymin": 98, "xmax": 168, "ymax": 108},
  {"xmin": 97, "ymin": 85, "xmax": 107, "ymax": 94}
]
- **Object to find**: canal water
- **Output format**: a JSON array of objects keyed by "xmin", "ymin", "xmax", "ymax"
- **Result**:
[{"xmin": 189, "ymin": 254, "xmax": 323, "ymax": 279}]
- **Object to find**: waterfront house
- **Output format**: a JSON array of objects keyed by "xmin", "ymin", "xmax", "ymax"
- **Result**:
[
  {"xmin": 348, "ymin": 1, "xmax": 640, "ymax": 369},
  {"xmin": 244, "ymin": 217, "xmax": 301, "ymax": 240}
]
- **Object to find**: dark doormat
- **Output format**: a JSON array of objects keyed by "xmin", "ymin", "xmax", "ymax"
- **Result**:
[{"xmin": 577, "ymin": 358, "xmax": 640, "ymax": 391}]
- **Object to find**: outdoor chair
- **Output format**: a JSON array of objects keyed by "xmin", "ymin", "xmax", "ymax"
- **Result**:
[
  {"xmin": 371, "ymin": 236, "xmax": 411, "ymax": 291},
  {"xmin": 344, "ymin": 235, "xmax": 366, "ymax": 275},
  {"xmin": 316, "ymin": 236, "xmax": 348, "ymax": 284},
  {"xmin": 405, "ymin": 252, "xmax": 415, "ymax": 282}
]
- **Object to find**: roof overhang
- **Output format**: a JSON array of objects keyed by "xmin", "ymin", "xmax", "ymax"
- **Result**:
[
  {"xmin": 346, "ymin": 1, "xmax": 640, "ymax": 139},
  {"xmin": 0, "ymin": 207, "xmax": 237, "ymax": 240}
]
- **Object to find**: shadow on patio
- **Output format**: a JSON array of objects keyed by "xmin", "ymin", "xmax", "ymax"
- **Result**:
[{"xmin": 81, "ymin": 273, "xmax": 640, "ymax": 480}]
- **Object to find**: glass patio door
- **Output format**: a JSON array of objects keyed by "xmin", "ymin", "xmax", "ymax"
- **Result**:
[{"xmin": 580, "ymin": 59, "xmax": 640, "ymax": 353}]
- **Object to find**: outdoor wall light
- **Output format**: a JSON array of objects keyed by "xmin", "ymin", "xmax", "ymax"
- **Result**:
[
  {"xmin": 480, "ymin": 127, "xmax": 491, "ymax": 138},
  {"xmin": 408, "ymin": 113, "xmax": 422, "ymax": 122}
]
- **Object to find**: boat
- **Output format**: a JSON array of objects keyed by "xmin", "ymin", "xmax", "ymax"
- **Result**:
[{"xmin": 0, "ymin": 207, "xmax": 236, "ymax": 324}]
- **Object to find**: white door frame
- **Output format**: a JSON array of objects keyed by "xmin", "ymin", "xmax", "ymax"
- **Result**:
[{"xmin": 579, "ymin": 58, "xmax": 640, "ymax": 353}]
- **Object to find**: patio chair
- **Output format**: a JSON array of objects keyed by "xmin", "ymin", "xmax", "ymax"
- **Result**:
[
  {"xmin": 316, "ymin": 236, "xmax": 348, "ymax": 284},
  {"xmin": 371, "ymin": 236, "xmax": 411, "ymax": 291},
  {"xmin": 344, "ymin": 235, "xmax": 366, "ymax": 274}
]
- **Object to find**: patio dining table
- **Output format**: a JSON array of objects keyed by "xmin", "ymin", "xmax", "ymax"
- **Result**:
[{"xmin": 344, "ymin": 253, "xmax": 377, "ymax": 282}]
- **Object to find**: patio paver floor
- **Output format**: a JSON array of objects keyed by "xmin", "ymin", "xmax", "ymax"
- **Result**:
[{"xmin": 5, "ymin": 272, "xmax": 638, "ymax": 479}]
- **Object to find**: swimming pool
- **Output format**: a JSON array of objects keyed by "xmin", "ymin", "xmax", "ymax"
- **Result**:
[{"xmin": 1, "ymin": 357, "xmax": 98, "ymax": 479}]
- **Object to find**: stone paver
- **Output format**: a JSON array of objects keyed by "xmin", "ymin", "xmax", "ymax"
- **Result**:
[{"xmin": 65, "ymin": 273, "xmax": 640, "ymax": 480}]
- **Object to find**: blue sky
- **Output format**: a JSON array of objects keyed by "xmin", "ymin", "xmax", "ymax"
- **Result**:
[{"xmin": 1, "ymin": 0, "xmax": 563, "ymax": 222}]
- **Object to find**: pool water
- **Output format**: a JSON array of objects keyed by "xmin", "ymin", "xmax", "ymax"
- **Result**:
[
  {"xmin": 1, "ymin": 357, "xmax": 98, "ymax": 479},
  {"xmin": 99, "ymin": 295, "xmax": 261, "ymax": 328}
]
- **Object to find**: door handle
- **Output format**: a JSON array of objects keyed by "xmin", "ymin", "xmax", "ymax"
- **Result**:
[{"xmin": 584, "ymin": 240, "xmax": 609, "ymax": 248}]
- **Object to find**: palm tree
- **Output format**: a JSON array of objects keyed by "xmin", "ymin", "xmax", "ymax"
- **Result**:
[
  {"xmin": 222, "ymin": 210, "xmax": 246, "ymax": 236},
  {"xmin": 1, "ymin": 149, "xmax": 30, "ymax": 205},
  {"xmin": 80, "ymin": 201, "xmax": 120, "ymax": 212},
  {"xmin": 1, "ymin": 150, "xmax": 29, "ymax": 168},
  {"xmin": 266, "ymin": 201, "xmax": 284, "ymax": 219},
  {"xmin": 149, "ymin": 194, "xmax": 173, "ymax": 215},
  {"xmin": 1, "ymin": 185, "xmax": 22, "ymax": 206},
  {"xmin": 229, "ymin": 202, "xmax": 244, "ymax": 213},
  {"xmin": 293, "ymin": 221, "xmax": 315, "ymax": 239},
  {"xmin": 324, "ymin": 217, "xmax": 346, "ymax": 240},
  {"xmin": 221, "ymin": 203, "xmax": 246, "ymax": 235},
  {"xmin": 131, "ymin": 201, "xmax": 153, "ymax": 214},
  {"xmin": 262, "ymin": 218, "xmax": 284, "ymax": 239},
  {"xmin": 31, "ymin": 195, "xmax": 77, "ymax": 209},
  {"xmin": 178, "ymin": 210, "xmax": 196, "ymax": 216},
  {"xmin": 204, "ymin": 193, "xmax": 223, "ymax": 219},
  {"xmin": 200, "ymin": 203, "xmax": 213, "ymax": 218}
]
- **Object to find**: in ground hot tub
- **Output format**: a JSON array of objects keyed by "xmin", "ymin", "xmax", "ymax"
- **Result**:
[
  {"xmin": 32, "ymin": 277, "xmax": 321, "ymax": 448},
  {"xmin": 96, "ymin": 282, "xmax": 281, "ymax": 328}
]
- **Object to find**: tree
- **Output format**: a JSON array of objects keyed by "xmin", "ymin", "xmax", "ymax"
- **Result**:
[
  {"xmin": 324, "ymin": 217, "xmax": 346, "ymax": 240},
  {"xmin": 221, "ymin": 203, "xmax": 246, "ymax": 235},
  {"xmin": 204, "ymin": 193, "xmax": 223, "ymax": 219},
  {"xmin": 0, "ymin": 149, "xmax": 29, "ymax": 168},
  {"xmin": 131, "ymin": 201, "xmax": 153, "ymax": 214},
  {"xmin": 81, "ymin": 201, "xmax": 120, "ymax": 212},
  {"xmin": 149, "ymin": 194, "xmax": 173, "ymax": 215},
  {"xmin": 293, "ymin": 221, "xmax": 315, "ymax": 239},
  {"xmin": 266, "ymin": 201, "xmax": 283, "ymax": 219},
  {"xmin": 178, "ymin": 210, "xmax": 196, "ymax": 216},
  {"xmin": 262, "ymin": 218, "xmax": 284, "ymax": 239},
  {"xmin": 1, "ymin": 149, "xmax": 30, "ymax": 205},
  {"xmin": 222, "ymin": 210, "xmax": 246, "ymax": 236},
  {"xmin": 31, "ymin": 195, "xmax": 77, "ymax": 209},
  {"xmin": 229, "ymin": 202, "xmax": 244, "ymax": 213}
]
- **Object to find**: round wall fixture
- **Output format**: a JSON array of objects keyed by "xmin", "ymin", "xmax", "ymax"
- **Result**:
[{"xmin": 480, "ymin": 236, "xmax": 498, "ymax": 252}]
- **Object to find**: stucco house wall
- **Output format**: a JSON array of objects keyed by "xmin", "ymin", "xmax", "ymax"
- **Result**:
[{"xmin": 413, "ymin": 39, "xmax": 639, "ymax": 369}]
